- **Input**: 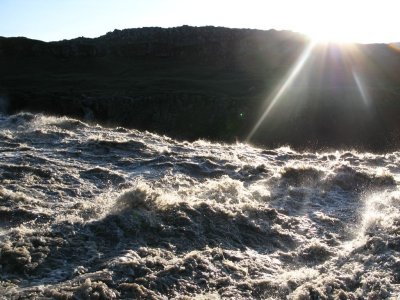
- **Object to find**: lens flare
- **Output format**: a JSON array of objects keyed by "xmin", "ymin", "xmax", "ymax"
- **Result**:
[
  {"xmin": 247, "ymin": 41, "xmax": 316, "ymax": 141},
  {"xmin": 344, "ymin": 43, "xmax": 374, "ymax": 108},
  {"xmin": 389, "ymin": 42, "xmax": 400, "ymax": 53},
  {"xmin": 352, "ymin": 70, "xmax": 371, "ymax": 107}
]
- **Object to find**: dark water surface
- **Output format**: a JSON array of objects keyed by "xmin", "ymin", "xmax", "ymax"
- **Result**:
[{"xmin": 0, "ymin": 113, "xmax": 399, "ymax": 299}]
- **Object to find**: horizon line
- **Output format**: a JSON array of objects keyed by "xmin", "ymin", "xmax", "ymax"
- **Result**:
[{"xmin": 1, "ymin": 25, "xmax": 400, "ymax": 45}]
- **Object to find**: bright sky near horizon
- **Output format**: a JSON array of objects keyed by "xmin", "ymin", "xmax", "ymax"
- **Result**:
[{"xmin": 1, "ymin": 0, "xmax": 399, "ymax": 43}]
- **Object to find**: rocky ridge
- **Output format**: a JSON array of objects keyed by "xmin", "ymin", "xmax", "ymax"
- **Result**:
[{"xmin": 1, "ymin": 26, "xmax": 400, "ymax": 150}]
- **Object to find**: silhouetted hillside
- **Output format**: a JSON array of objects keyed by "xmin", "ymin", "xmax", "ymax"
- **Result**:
[{"xmin": 1, "ymin": 26, "xmax": 400, "ymax": 151}]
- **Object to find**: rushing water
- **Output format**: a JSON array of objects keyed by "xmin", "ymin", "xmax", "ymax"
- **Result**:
[{"xmin": 0, "ymin": 112, "xmax": 399, "ymax": 299}]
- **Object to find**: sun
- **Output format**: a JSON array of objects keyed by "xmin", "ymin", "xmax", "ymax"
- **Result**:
[
  {"xmin": 306, "ymin": 25, "xmax": 358, "ymax": 44},
  {"xmin": 291, "ymin": 1, "xmax": 399, "ymax": 44},
  {"xmin": 299, "ymin": 14, "xmax": 367, "ymax": 44}
]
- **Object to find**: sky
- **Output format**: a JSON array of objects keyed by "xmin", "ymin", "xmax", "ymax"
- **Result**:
[{"xmin": 1, "ymin": 0, "xmax": 399, "ymax": 43}]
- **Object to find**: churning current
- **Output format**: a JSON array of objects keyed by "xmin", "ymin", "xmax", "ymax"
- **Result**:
[{"xmin": 0, "ymin": 113, "xmax": 399, "ymax": 299}]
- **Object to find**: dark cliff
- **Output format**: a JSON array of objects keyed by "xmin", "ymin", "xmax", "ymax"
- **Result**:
[{"xmin": 1, "ymin": 26, "xmax": 400, "ymax": 151}]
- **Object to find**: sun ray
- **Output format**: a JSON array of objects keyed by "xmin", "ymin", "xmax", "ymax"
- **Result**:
[
  {"xmin": 247, "ymin": 41, "xmax": 316, "ymax": 141},
  {"xmin": 352, "ymin": 70, "xmax": 371, "ymax": 107},
  {"xmin": 340, "ymin": 43, "xmax": 374, "ymax": 109}
]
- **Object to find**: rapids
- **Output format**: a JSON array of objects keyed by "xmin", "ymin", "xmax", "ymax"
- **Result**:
[{"xmin": 0, "ymin": 113, "xmax": 399, "ymax": 299}]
